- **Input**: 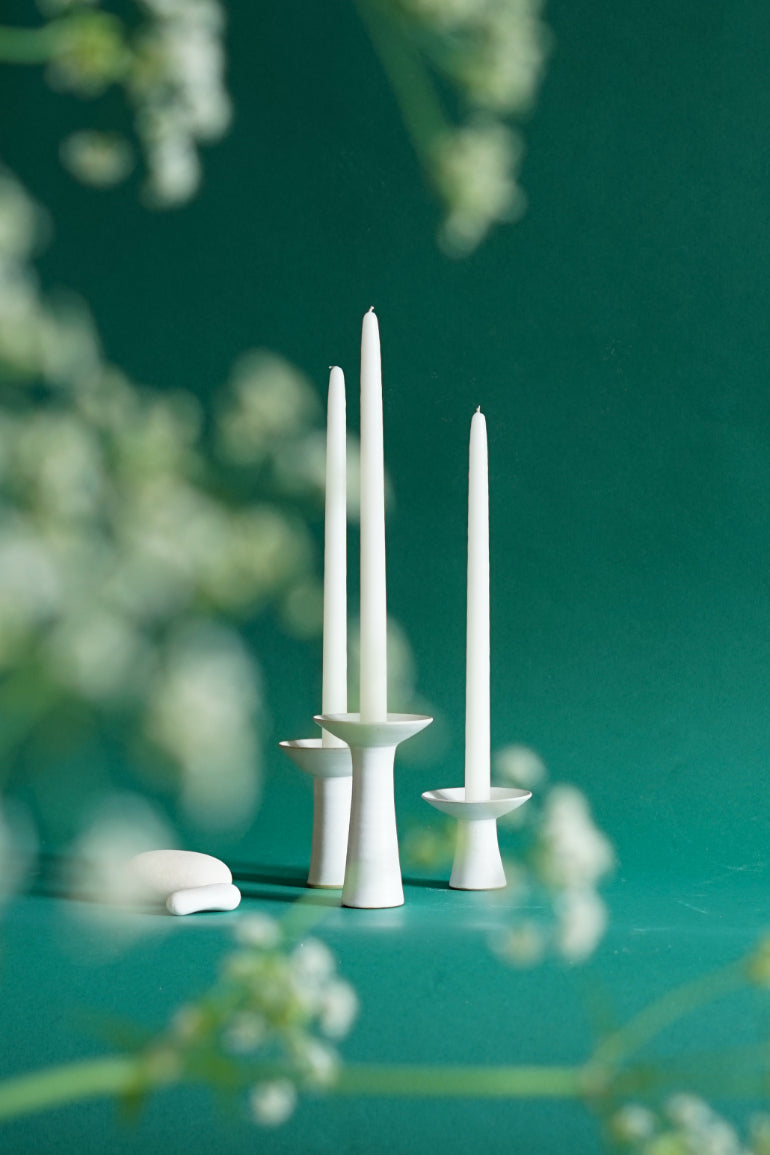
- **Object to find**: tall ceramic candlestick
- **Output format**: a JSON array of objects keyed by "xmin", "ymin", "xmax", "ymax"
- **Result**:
[
  {"xmin": 322, "ymin": 366, "xmax": 347, "ymax": 747},
  {"xmin": 359, "ymin": 308, "xmax": 388, "ymax": 723},
  {"xmin": 465, "ymin": 407, "xmax": 490, "ymax": 801}
]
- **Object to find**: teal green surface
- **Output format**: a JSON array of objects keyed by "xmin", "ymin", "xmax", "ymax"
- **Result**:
[
  {"xmin": 3, "ymin": 0, "xmax": 770, "ymax": 1150},
  {"xmin": 2, "ymin": 874, "xmax": 769, "ymax": 1154}
]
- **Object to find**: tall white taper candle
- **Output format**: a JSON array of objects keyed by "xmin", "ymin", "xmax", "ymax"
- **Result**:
[
  {"xmin": 321, "ymin": 366, "xmax": 347, "ymax": 747},
  {"xmin": 465, "ymin": 407, "xmax": 490, "ymax": 801},
  {"xmin": 359, "ymin": 308, "xmax": 388, "ymax": 723}
]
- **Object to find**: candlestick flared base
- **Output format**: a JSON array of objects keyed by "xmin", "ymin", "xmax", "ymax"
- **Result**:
[
  {"xmin": 279, "ymin": 738, "xmax": 352, "ymax": 889},
  {"xmin": 315, "ymin": 713, "xmax": 433, "ymax": 909},
  {"xmin": 421, "ymin": 786, "xmax": 532, "ymax": 890}
]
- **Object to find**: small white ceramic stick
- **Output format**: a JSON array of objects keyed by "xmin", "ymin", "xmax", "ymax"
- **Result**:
[{"xmin": 166, "ymin": 882, "xmax": 242, "ymax": 916}]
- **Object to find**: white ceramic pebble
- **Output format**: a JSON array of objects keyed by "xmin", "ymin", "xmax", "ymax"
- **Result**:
[
  {"xmin": 126, "ymin": 849, "xmax": 232, "ymax": 904},
  {"xmin": 166, "ymin": 883, "xmax": 242, "ymax": 916}
]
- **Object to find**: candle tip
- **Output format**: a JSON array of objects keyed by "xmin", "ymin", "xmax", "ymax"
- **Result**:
[
  {"xmin": 367, "ymin": 305, "xmax": 375, "ymax": 313},
  {"xmin": 476, "ymin": 405, "xmax": 481, "ymax": 413}
]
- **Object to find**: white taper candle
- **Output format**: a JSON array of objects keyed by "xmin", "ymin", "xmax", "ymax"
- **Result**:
[
  {"xmin": 322, "ymin": 366, "xmax": 348, "ymax": 747},
  {"xmin": 465, "ymin": 407, "xmax": 490, "ymax": 801},
  {"xmin": 359, "ymin": 308, "xmax": 388, "ymax": 723}
]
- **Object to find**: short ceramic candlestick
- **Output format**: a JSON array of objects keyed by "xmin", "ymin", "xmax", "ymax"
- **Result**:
[
  {"xmin": 421, "ymin": 786, "xmax": 532, "ymax": 890},
  {"xmin": 315, "ymin": 712, "xmax": 433, "ymax": 909},
  {"xmin": 279, "ymin": 738, "xmax": 352, "ymax": 888}
]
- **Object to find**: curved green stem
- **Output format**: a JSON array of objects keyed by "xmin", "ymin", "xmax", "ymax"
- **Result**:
[
  {"xmin": 0, "ymin": 1055, "xmax": 148, "ymax": 1122},
  {"xmin": 0, "ymin": 23, "xmax": 64, "ymax": 64},
  {"xmin": 586, "ymin": 959, "xmax": 746, "ymax": 1076}
]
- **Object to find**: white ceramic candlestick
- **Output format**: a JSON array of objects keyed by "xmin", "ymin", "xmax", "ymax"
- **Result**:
[
  {"xmin": 316, "ymin": 712, "xmax": 432, "ymax": 908},
  {"xmin": 279, "ymin": 739, "xmax": 352, "ymax": 887},
  {"xmin": 422, "ymin": 786, "xmax": 532, "ymax": 889}
]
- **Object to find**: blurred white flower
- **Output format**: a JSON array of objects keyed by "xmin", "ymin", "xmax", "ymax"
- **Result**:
[
  {"xmin": 217, "ymin": 352, "xmax": 320, "ymax": 465},
  {"xmin": 556, "ymin": 887, "xmax": 607, "ymax": 963},
  {"xmin": 666, "ymin": 1093, "xmax": 715, "ymax": 1131},
  {"xmin": 142, "ymin": 130, "xmax": 201, "ymax": 206},
  {"xmin": 128, "ymin": 0, "xmax": 231, "ymax": 205},
  {"xmin": 0, "ymin": 176, "xmax": 44, "ymax": 259},
  {"xmin": 295, "ymin": 1037, "xmax": 339, "ymax": 1088},
  {"xmin": 454, "ymin": 3, "xmax": 550, "ymax": 114},
  {"xmin": 494, "ymin": 743, "xmax": 547, "ymax": 789},
  {"xmin": 47, "ymin": 607, "xmax": 149, "ymax": 699},
  {"xmin": 0, "ymin": 524, "xmax": 61, "ymax": 621},
  {"xmin": 434, "ymin": 121, "xmax": 525, "ymax": 255},
  {"xmin": 60, "ymin": 131, "xmax": 135, "ymax": 187},
  {"xmin": 494, "ymin": 920, "xmax": 545, "ymax": 967},
  {"xmin": 147, "ymin": 622, "xmax": 261, "ymax": 827},
  {"xmin": 291, "ymin": 938, "xmax": 335, "ymax": 989},
  {"xmin": 68, "ymin": 792, "xmax": 177, "ymax": 904},
  {"xmin": 318, "ymin": 980, "xmax": 359, "ymax": 1039},
  {"xmin": 14, "ymin": 411, "xmax": 103, "ymax": 519},
  {"xmin": 236, "ymin": 912, "xmax": 281, "ymax": 949},
  {"xmin": 537, "ymin": 785, "xmax": 615, "ymax": 890},
  {"xmin": 223, "ymin": 1011, "xmax": 267, "ymax": 1055},
  {"xmin": 609, "ymin": 1103, "xmax": 657, "ymax": 1143},
  {"xmin": 248, "ymin": 1079, "xmax": 297, "ymax": 1127}
]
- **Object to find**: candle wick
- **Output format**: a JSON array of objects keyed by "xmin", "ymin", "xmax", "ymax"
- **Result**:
[
  {"xmin": 368, "ymin": 305, "xmax": 375, "ymax": 313},
  {"xmin": 476, "ymin": 405, "xmax": 481, "ymax": 413}
]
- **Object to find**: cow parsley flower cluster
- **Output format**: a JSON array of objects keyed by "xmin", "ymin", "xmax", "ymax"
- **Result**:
[
  {"xmin": 31, "ymin": 0, "xmax": 231, "ymax": 205},
  {"xmin": 492, "ymin": 745, "xmax": 615, "ymax": 964},
  {"xmin": 150, "ymin": 915, "xmax": 358, "ymax": 1128},
  {"xmin": 364, "ymin": 0, "xmax": 551, "ymax": 252},
  {"xmin": 611, "ymin": 1095, "xmax": 770, "ymax": 1155},
  {"xmin": 0, "ymin": 171, "xmax": 328, "ymax": 834}
]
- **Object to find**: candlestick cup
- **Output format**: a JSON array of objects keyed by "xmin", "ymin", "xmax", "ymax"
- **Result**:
[
  {"xmin": 315, "ymin": 712, "xmax": 432, "ymax": 908},
  {"xmin": 279, "ymin": 738, "xmax": 352, "ymax": 888},
  {"xmin": 421, "ymin": 786, "xmax": 532, "ymax": 890}
]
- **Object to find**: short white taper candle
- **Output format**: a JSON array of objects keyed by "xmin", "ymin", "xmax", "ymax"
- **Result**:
[{"xmin": 321, "ymin": 366, "xmax": 348, "ymax": 747}]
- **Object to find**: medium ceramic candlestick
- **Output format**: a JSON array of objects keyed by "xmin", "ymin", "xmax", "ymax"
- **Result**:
[
  {"xmin": 315, "ymin": 712, "xmax": 432, "ymax": 908},
  {"xmin": 421, "ymin": 786, "xmax": 532, "ymax": 889},
  {"xmin": 279, "ymin": 739, "xmax": 352, "ymax": 888}
]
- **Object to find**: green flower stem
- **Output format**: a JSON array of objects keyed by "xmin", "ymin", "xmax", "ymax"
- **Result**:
[
  {"xmin": 354, "ymin": 0, "xmax": 447, "ymax": 161},
  {"xmin": 586, "ymin": 959, "xmax": 746, "ymax": 1076},
  {"xmin": 0, "ymin": 23, "xmax": 65, "ymax": 64},
  {"xmin": 0, "ymin": 1055, "xmax": 153, "ymax": 1122},
  {"xmin": 336, "ymin": 1062, "xmax": 584, "ymax": 1098}
]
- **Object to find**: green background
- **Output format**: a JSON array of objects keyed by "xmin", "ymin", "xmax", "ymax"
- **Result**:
[
  {"xmin": 5, "ymin": 0, "xmax": 770, "ymax": 880},
  {"xmin": 3, "ymin": 0, "xmax": 770, "ymax": 1151}
]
